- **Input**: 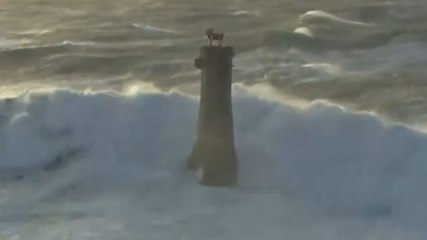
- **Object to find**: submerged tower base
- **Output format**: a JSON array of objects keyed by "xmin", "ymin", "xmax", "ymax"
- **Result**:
[{"xmin": 188, "ymin": 29, "xmax": 238, "ymax": 187}]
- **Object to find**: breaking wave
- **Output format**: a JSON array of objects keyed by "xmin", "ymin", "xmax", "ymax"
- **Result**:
[
  {"xmin": 0, "ymin": 86, "xmax": 427, "ymax": 239},
  {"xmin": 298, "ymin": 10, "xmax": 376, "ymax": 27}
]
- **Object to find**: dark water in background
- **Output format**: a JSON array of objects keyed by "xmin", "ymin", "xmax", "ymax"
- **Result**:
[{"xmin": 1, "ymin": 0, "xmax": 427, "ymax": 123}]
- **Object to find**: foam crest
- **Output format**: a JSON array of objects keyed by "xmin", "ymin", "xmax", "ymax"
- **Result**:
[
  {"xmin": 1, "ymin": 86, "xmax": 427, "ymax": 239},
  {"xmin": 299, "ymin": 10, "xmax": 376, "ymax": 27}
]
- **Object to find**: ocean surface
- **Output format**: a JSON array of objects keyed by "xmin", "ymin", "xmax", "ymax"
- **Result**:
[{"xmin": 1, "ymin": 0, "xmax": 427, "ymax": 239}]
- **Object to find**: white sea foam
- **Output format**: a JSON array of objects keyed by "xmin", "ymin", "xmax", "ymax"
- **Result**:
[
  {"xmin": 299, "ymin": 10, "xmax": 376, "ymax": 27},
  {"xmin": 293, "ymin": 27, "xmax": 313, "ymax": 37},
  {"xmin": 131, "ymin": 24, "xmax": 182, "ymax": 34},
  {"xmin": 18, "ymin": 29, "xmax": 53, "ymax": 36},
  {"xmin": 302, "ymin": 63, "xmax": 341, "ymax": 75},
  {"xmin": 0, "ymin": 38, "xmax": 32, "ymax": 50},
  {"xmin": 0, "ymin": 86, "xmax": 426, "ymax": 239}
]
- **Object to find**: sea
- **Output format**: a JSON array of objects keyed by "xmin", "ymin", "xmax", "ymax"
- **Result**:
[{"xmin": 1, "ymin": 0, "xmax": 427, "ymax": 239}]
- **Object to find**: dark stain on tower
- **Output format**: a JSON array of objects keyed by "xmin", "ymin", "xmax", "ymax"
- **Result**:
[{"xmin": 188, "ymin": 29, "xmax": 238, "ymax": 186}]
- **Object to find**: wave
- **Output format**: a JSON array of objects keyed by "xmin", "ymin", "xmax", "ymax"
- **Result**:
[
  {"xmin": 0, "ymin": 43, "xmax": 76, "ymax": 66},
  {"xmin": 263, "ymin": 29, "xmax": 404, "ymax": 52},
  {"xmin": 131, "ymin": 24, "xmax": 182, "ymax": 35},
  {"xmin": 298, "ymin": 10, "xmax": 376, "ymax": 27},
  {"xmin": 0, "ymin": 86, "xmax": 426, "ymax": 238},
  {"xmin": 0, "ymin": 38, "xmax": 33, "ymax": 50},
  {"xmin": 264, "ymin": 9, "xmax": 427, "ymax": 52},
  {"xmin": 341, "ymin": 41, "xmax": 427, "ymax": 73},
  {"xmin": 17, "ymin": 29, "xmax": 53, "ymax": 36},
  {"xmin": 0, "ymin": 41, "xmax": 156, "ymax": 75}
]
